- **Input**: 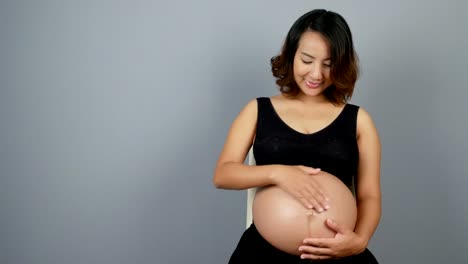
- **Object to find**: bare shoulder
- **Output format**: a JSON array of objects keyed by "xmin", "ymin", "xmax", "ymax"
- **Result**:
[
  {"xmin": 269, "ymin": 94, "xmax": 284, "ymax": 104},
  {"xmin": 270, "ymin": 94, "xmax": 285, "ymax": 101},
  {"xmin": 357, "ymin": 107, "xmax": 373, "ymax": 124},
  {"xmin": 269, "ymin": 94, "xmax": 293, "ymax": 110},
  {"xmin": 241, "ymin": 98, "xmax": 258, "ymax": 115},
  {"xmin": 215, "ymin": 98, "xmax": 259, "ymax": 164},
  {"xmin": 230, "ymin": 97, "xmax": 258, "ymax": 133},
  {"xmin": 232, "ymin": 98, "xmax": 258, "ymax": 126},
  {"xmin": 356, "ymin": 107, "xmax": 379, "ymax": 140}
]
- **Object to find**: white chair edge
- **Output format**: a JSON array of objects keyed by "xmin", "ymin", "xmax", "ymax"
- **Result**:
[{"xmin": 246, "ymin": 147, "xmax": 257, "ymax": 229}]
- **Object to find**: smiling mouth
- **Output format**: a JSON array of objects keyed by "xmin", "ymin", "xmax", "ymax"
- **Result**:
[{"xmin": 306, "ymin": 80, "xmax": 321, "ymax": 88}]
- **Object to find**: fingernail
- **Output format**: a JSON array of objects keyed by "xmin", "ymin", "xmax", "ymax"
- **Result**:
[
  {"xmin": 307, "ymin": 211, "xmax": 317, "ymax": 216},
  {"xmin": 324, "ymin": 204, "xmax": 330, "ymax": 209},
  {"xmin": 318, "ymin": 208, "xmax": 324, "ymax": 212},
  {"xmin": 301, "ymin": 255, "xmax": 305, "ymax": 259}
]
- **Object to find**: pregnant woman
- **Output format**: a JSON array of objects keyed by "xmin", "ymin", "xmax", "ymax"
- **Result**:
[{"xmin": 213, "ymin": 9, "xmax": 381, "ymax": 263}]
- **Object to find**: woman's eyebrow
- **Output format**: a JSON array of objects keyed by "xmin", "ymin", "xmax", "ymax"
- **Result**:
[{"xmin": 301, "ymin": 52, "xmax": 331, "ymax": 61}]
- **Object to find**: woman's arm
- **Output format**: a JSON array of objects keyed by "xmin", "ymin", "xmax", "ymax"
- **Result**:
[
  {"xmin": 354, "ymin": 107, "xmax": 382, "ymax": 246},
  {"xmin": 213, "ymin": 99, "xmax": 276, "ymax": 190},
  {"xmin": 213, "ymin": 99, "xmax": 326, "ymax": 211}
]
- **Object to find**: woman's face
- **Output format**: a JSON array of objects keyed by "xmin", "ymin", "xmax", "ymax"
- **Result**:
[{"xmin": 293, "ymin": 31, "xmax": 333, "ymax": 99}]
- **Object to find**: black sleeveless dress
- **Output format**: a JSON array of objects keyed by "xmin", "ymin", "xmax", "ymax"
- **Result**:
[{"xmin": 228, "ymin": 97, "xmax": 379, "ymax": 264}]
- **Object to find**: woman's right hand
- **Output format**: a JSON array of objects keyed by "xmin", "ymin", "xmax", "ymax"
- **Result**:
[{"xmin": 271, "ymin": 165, "xmax": 330, "ymax": 213}]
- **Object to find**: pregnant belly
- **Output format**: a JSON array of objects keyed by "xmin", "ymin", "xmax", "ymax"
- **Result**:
[{"xmin": 252, "ymin": 171, "xmax": 357, "ymax": 255}]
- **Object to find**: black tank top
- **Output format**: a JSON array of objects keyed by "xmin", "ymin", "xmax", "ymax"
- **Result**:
[{"xmin": 253, "ymin": 97, "xmax": 360, "ymax": 186}]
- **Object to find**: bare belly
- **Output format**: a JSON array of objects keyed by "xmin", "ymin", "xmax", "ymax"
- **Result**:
[{"xmin": 252, "ymin": 171, "xmax": 357, "ymax": 255}]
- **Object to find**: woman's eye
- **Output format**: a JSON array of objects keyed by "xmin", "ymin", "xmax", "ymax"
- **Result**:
[
  {"xmin": 301, "ymin": 60, "xmax": 312, "ymax": 64},
  {"xmin": 324, "ymin": 64, "xmax": 331, "ymax": 68}
]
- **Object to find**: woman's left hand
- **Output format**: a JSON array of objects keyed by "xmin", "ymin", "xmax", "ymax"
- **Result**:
[{"xmin": 298, "ymin": 218, "xmax": 367, "ymax": 260}]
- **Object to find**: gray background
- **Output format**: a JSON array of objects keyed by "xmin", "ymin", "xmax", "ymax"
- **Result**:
[{"xmin": 1, "ymin": 0, "xmax": 467, "ymax": 263}]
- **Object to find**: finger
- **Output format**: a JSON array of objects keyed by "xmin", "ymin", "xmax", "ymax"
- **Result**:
[
  {"xmin": 325, "ymin": 218, "xmax": 346, "ymax": 234},
  {"xmin": 299, "ymin": 245, "xmax": 333, "ymax": 255},
  {"xmin": 300, "ymin": 253, "xmax": 332, "ymax": 260},
  {"xmin": 303, "ymin": 185, "xmax": 329, "ymax": 212},
  {"xmin": 299, "ymin": 165, "xmax": 321, "ymax": 175},
  {"xmin": 297, "ymin": 194, "xmax": 314, "ymax": 209},
  {"xmin": 305, "ymin": 178, "xmax": 329, "ymax": 203},
  {"xmin": 303, "ymin": 238, "xmax": 334, "ymax": 247},
  {"xmin": 299, "ymin": 188, "xmax": 323, "ymax": 212},
  {"xmin": 307, "ymin": 167, "xmax": 321, "ymax": 174}
]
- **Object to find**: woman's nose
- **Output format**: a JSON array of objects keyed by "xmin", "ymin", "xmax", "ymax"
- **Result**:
[{"xmin": 308, "ymin": 64, "xmax": 323, "ymax": 80}]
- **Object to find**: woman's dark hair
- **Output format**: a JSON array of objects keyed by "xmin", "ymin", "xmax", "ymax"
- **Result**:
[{"xmin": 271, "ymin": 9, "xmax": 359, "ymax": 104}]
